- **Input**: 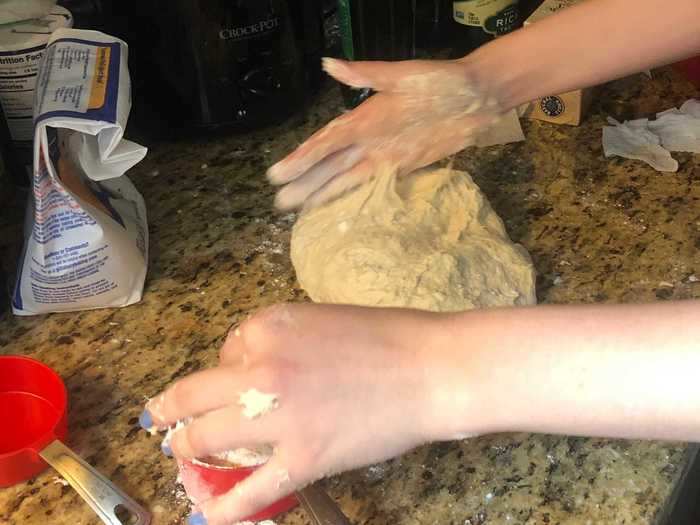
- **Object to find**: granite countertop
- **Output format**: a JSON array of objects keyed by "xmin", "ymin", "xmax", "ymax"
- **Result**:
[{"xmin": 1, "ymin": 68, "xmax": 698, "ymax": 525}]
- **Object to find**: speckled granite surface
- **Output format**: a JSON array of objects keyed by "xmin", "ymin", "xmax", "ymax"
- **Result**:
[{"xmin": 0, "ymin": 67, "xmax": 698, "ymax": 525}]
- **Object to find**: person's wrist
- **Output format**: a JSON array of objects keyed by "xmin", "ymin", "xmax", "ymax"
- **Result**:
[
  {"xmin": 417, "ymin": 310, "xmax": 505, "ymax": 442},
  {"xmin": 457, "ymin": 43, "xmax": 526, "ymax": 112}
]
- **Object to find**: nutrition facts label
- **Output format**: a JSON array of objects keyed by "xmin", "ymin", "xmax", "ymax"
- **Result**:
[
  {"xmin": 0, "ymin": 46, "xmax": 46, "ymax": 141},
  {"xmin": 0, "ymin": 8, "xmax": 73, "ymax": 142}
]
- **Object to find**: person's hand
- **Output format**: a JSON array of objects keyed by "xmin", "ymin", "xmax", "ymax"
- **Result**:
[
  {"xmin": 141, "ymin": 304, "xmax": 483, "ymax": 525},
  {"xmin": 267, "ymin": 58, "xmax": 501, "ymax": 211}
]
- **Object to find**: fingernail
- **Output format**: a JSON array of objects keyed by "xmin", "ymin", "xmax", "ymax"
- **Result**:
[
  {"xmin": 161, "ymin": 441, "xmax": 173, "ymax": 457},
  {"xmin": 322, "ymin": 56, "xmax": 343, "ymax": 71},
  {"xmin": 266, "ymin": 163, "xmax": 284, "ymax": 183},
  {"xmin": 138, "ymin": 409, "xmax": 153, "ymax": 430},
  {"xmin": 274, "ymin": 187, "xmax": 297, "ymax": 211},
  {"xmin": 322, "ymin": 57, "xmax": 368, "ymax": 87},
  {"xmin": 322, "ymin": 57, "xmax": 348, "ymax": 77},
  {"xmin": 187, "ymin": 512, "xmax": 207, "ymax": 525}
]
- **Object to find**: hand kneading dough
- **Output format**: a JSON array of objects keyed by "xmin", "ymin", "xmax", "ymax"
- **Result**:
[{"xmin": 291, "ymin": 168, "xmax": 536, "ymax": 312}]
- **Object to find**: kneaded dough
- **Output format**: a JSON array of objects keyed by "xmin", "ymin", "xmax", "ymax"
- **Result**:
[{"xmin": 291, "ymin": 168, "xmax": 536, "ymax": 312}]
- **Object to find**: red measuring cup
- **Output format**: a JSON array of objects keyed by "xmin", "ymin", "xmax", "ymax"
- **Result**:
[
  {"xmin": 178, "ymin": 458, "xmax": 356, "ymax": 524},
  {"xmin": 0, "ymin": 355, "xmax": 151, "ymax": 525},
  {"xmin": 178, "ymin": 458, "xmax": 299, "ymax": 521}
]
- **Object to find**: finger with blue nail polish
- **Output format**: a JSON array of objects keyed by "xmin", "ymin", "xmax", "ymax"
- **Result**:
[
  {"xmin": 144, "ymin": 368, "xmax": 247, "ymax": 432},
  {"xmin": 187, "ymin": 512, "xmax": 207, "ymax": 525},
  {"xmin": 161, "ymin": 440, "xmax": 173, "ymax": 458},
  {"xmin": 141, "ymin": 391, "xmax": 170, "ymax": 435},
  {"xmin": 160, "ymin": 420, "xmax": 188, "ymax": 458},
  {"xmin": 138, "ymin": 409, "xmax": 153, "ymax": 431}
]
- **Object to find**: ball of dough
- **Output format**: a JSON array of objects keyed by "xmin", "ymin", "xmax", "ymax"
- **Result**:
[{"xmin": 291, "ymin": 168, "xmax": 536, "ymax": 312}]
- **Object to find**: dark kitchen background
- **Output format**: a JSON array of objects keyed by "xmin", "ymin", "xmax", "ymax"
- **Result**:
[{"xmin": 52, "ymin": 0, "xmax": 546, "ymax": 135}]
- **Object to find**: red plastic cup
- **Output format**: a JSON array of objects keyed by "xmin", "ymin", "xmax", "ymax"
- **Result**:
[
  {"xmin": 673, "ymin": 56, "xmax": 700, "ymax": 89},
  {"xmin": 178, "ymin": 458, "xmax": 298, "ymax": 521},
  {"xmin": 0, "ymin": 355, "xmax": 68, "ymax": 487}
]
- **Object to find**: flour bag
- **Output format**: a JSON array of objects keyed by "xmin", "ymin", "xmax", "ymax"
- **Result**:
[{"xmin": 12, "ymin": 28, "xmax": 148, "ymax": 316}]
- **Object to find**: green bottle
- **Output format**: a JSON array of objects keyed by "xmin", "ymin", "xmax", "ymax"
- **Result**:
[
  {"xmin": 336, "ymin": 0, "xmax": 417, "ymax": 108},
  {"xmin": 451, "ymin": 0, "xmax": 521, "ymax": 56}
]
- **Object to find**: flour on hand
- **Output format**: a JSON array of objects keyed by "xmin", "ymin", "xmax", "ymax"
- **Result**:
[
  {"xmin": 206, "ymin": 445, "xmax": 274, "ymax": 468},
  {"xmin": 239, "ymin": 388, "xmax": 279, "ymax": 420},
  {"xmin": 164, "ymin": 419, "xmax": 273, "ymax": 468}
]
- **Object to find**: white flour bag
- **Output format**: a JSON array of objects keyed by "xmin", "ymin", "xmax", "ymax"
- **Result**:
[{"xmin": 12, "ymin": 28, "xmax": 148, "ymax": 315}]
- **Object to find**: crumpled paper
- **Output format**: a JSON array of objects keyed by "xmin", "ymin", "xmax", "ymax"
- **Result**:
[
  {"xmin": 648, "ymin": 99, "xmax": 700, "ymax": 153},
  {"xmin": 602, "ymin": 99, "xmax": 700, "ymax": 172},
  {"xmin": 603, "ymin": 117, "xmax": 678, "ymax": 172},
  {"xmin": 476, "ymin": 109, "xmax": 525, "ymax": 148}
]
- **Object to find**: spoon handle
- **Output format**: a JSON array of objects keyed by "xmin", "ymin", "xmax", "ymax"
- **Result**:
[
  {"xmin": 297, "ymin": 484, "xmax": 353, "ymax": 525},
  {"xmin": 41, "ymin": 440, "xmax": 151, "ymax": 525}
]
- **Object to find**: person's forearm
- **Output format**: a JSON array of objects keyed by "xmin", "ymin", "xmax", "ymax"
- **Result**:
[
  {"xmin": 425, "ymin": 300, "xmax": 700, "ymax": 442},
  {"xmin": 462, "ymin": 0, "xmax": 700, "ymax": 110}
]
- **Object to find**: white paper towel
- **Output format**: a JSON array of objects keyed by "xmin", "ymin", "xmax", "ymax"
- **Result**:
[
  {"xmin": 680, "ymin": 99, "xmax": 700, "ymax": 118},
  {"xmin": 602, "ymin": 99, "xmax": 700, "ymax": 172},
  {"xmin": 648, "ymin": 102, "xmax": 700, "ymax": 153}
]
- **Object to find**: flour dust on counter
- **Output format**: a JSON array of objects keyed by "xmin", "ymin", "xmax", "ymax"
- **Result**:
[{"xmin": 292, "ymin": 167, "xmax": 537, "ymax": 312}]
